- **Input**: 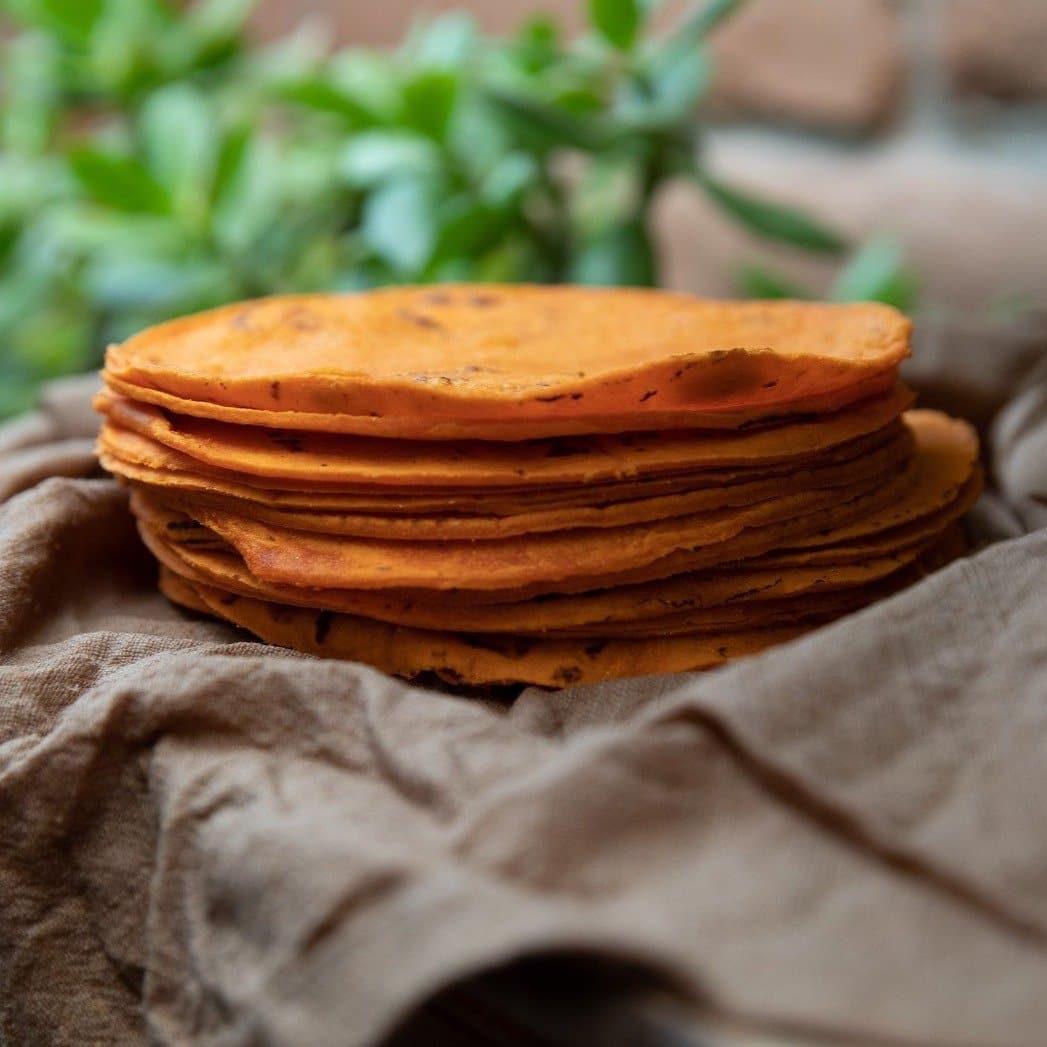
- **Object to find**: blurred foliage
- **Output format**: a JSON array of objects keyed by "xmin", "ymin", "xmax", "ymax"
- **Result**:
[
  {"xmin": 0, "ymin": 0, "xmax": 915, "ymax": 417},
  {"xmin": 740, "ymin": 236, "xmax": 919, "ymax": 311}
]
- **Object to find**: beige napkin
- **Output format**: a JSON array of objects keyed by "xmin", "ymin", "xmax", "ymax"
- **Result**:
[{"xmin": 2, "ymin": 317, "xmax": 1046, "ymax": 1046}]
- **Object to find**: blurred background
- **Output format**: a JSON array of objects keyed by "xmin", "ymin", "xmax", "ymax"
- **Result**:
[
  {"xmin": 258, "ymin": 0, "xmax": 1047, "ymax": 308},
  {"xmin": 2, "ymin": 0, "xmax": 1045, "ymax": 417}
]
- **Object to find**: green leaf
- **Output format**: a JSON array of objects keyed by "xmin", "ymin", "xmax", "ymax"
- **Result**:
[
  {"xmin": 573, "ymin": 155, "xmax": 641, "ymax": 237},
  {"xmin": 621, "ymin": 49, "xmax": 710, "ymax": 128},
  {"xmin": 81, "ymin": 254, "xmax": 233, "ymax": 312},
  {"xmin": 7, "ymin": 299, "xmax": 94, "ymax": 375},
  {"xmin": 549, "ymin": 85, "xmax": 604, "ymax": 117},
  {"xmin": 36, "ymin": 205, "xmax": 189, "ymax": 259},
  {"xmin": 327, "ymin": 50, "xmax": 402, "ymax": 123},
  {"xmin": 589, "ymin": 0, "xmax": 643, "ymax": 51},
  {"xmin": 736, "ymin": 263, "xmax": 811, "ymax": 300},
  {"xmin": 0, "ymin": 266, "xmax": 54, "ymax": 338},
  {"xmin": 449, "ymin": 95, "xmax": 512, "ymax": 179},
  {"xmin": 281, "ymin": 79, "xmax": 379, "ymax": 126},
  {"xmin": 0, "ymin": 154, "xmax": 68, "ymax": 228},
  {"xmin": 475, "ymin": 236, "xmax": 550, "ymax": 283},
  {"xmin": 481, "ymin": 153, "xmax": 538, "ymax": 208},
  {"xmin": 339, "ymin": 131, "xmax": 441, "ymax": 189},
  {"xmin": 428, "ymin": 257, "xmax": 477, "ymax": 282},
  {"xmin": 830, "ymin": 236, "xmax": 918, "ymax": 312},
  {"xmin": 248, "ymin": 20, "xmax": 329, "ymax": 88},
  {"xmin": 402, "ymin": 69, "xmax": 459, "ymax": 142},
  {"xmin": 698, "ymin": 175, "xmax": 847, "ymax": 254},
  {"xmin": 212, "ymin": 136, "xmax": 280, "ymax": 255},
  {"xmin": 569, "ymin": 219, "xmax": 657, "ymax": 286},
  {"xmin": 35, "ymin": 0, "xmax": 105, "ymax": 44},
  {"xmin": 360, "ymin": 178, "xmax": 439, "ymax": 273},
  {"xmin": 430, "ymin": 197, "xmax": 505, "ymax": 268},
  {"xmin": 1, "ymin": 31, "xmax": 62, "ymax": 154},
  {"xmin": 184, "ymin": 0, "xmax": 254, "ymax": 49},
  {"xmin": 660, "ymin": 0, "xmax": 741, "ymax": 60},
  {"xmin": 485, "ymin": 89, "xmax": 611, "ymax": 152},
  {"xmin": 139, "ymin": 84, "xmax": 217, "ymax": 221},
  {"xmin": 67, "ymin": 148, "xmax": 170, "ymax": 214},
  {"xmin": 519, "ymin": 15, "xmax": 559, "ymax": 47},
  {"xmin": 513, "ymin": 16, "xmax": 560, "ymax": 73},
  {"xmin": 83, "ymin": 0, "xmax": 152, "ymax": 98},
  {"xmin": 212, "ymin": 126, "xmax": 250, "ymax": 206},
  {"xmin": 409, "ymin": 12, "xmax": 478, "ymax": 68},
  {"xmin": 656, "ymin": 48, "xmax": 712, "ymax": 112}
]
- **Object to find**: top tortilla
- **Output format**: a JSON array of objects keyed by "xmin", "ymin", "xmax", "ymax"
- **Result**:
[{"xmin": 103, "ymin": 287, "xmax": 909, "ymax": 434}]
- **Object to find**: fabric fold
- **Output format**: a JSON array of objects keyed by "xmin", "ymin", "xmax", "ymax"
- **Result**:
[{"xmin": 2, "ymin": 319, "xmax": 1047, "ymax": 1046}]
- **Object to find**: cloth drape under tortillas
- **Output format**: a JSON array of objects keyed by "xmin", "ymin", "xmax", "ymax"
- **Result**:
[{"xmin": 2, "ymin": 311, "xmax": 1047, "ymax": 1047}]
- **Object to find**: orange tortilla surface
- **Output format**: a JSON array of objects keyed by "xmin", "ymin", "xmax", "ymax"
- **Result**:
[{"xmin": 104, "ymin": 287, "xmax": 909, "ymax": 437}]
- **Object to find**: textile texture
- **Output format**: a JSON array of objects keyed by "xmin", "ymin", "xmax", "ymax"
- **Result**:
[{"xmin": 2, "ymin": 317, "xmax": 1047, "ymax": 1046}]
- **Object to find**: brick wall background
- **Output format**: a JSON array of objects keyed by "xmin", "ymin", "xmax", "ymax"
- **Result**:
[{"xmin": 254, "ymin": 0, "xmax": 1047, "ymax": 314}]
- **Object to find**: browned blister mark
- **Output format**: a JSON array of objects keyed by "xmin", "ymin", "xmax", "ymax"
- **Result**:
[
  {"xmin": 398, "ymin": 308, "xmax": 443, "ymax": 331},
  {"xmin": 553, "ymin": 666, "xmax": 582, "ymax": 685}
]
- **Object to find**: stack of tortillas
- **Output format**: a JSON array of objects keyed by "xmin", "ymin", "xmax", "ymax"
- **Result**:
[{"xmin": 96, "ymin": 286, "xmax": 982, "ymax": 688}]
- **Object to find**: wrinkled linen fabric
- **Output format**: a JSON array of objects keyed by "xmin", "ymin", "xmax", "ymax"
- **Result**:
[{"xmin": 2, "ymin": 322, "xmax": 1047, "ymax": 1047}]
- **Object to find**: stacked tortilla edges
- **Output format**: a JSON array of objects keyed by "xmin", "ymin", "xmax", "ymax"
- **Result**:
[{"xmin": 96, "ymin": 285, "xmax": 982, "ymax": 688}]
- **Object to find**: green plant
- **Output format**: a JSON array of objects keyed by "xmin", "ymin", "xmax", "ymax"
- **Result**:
[
  {"xmin": 0, "ymin": 0, "xmax": 914, "ymax": 418},
  {"xmin": 740, "ymin": 236, "xmax": 919, "ymax": 311}
]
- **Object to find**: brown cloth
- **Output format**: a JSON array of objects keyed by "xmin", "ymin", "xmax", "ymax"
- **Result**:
[{"xmin": 2, "ymin": 321, "xmax": 1047, "ymax": 1047}]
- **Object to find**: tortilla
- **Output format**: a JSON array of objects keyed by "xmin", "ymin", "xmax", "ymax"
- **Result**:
[
  {"xmin": 539, "ymin": 528, "xmax": 967, "ymax": 638},
  {"xmin": 159, "ymin": 568, "xmax": 806, "ymax": 688},
  {"xmin": 103, "ymin": 368, "xmax": 901, "ymax": 442},
  {"xmin": 99, "ymin": 429, "xmax": 802, "ymax": 510},
  {"xmin": 97, "ymin": 286, "xmax": 981, "ymax": 689},
  {"xmin": 141, "ymin": 519, "xmax": 942, "ymax": 634},
  {"xmin": 192, "ymin": 485, "xmax": 918, "ymax": 600},
  {"xmin": 160, "ymin": 569, "xmax": 214, "ymax": 615},
  {"xmin": 104, "ymin": 446, "xmax": 882, "ymax": 518},
  {"xmin": 104, "ymin": 288, "xmax": 909, "ymax": 439},
  {"xmin": 762, "ymin": 469, "xmax": 983, "ymax": 567},
  {"xmin": 785, "ymin": 410, "xmax": 978, "ymax": 546},
  {"xmin": 132, "ymin": 408, "xmax": 977, "ymax": 613},
  {"xmin": 156, "ymin": 469, "xmax": 898, "ymax": 593},
  {"xmin": 98, "ymin": 416, "xmax": 909, "ymax": 514},
  {"xmin": 137, "ymin": 411, "xmax": 974, "ymax": 595},
  {"xmin": 141, "ymin": 432, "xmax": 910, "ymax": 543},
  {"xmin": 96, "ymin": 384, "xmax": 913, "ymax": 488}
]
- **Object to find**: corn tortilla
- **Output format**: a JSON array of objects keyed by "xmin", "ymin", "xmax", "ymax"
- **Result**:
[
  {"xmin": 159, "ymin": 568, "xmax": 806, "ymax": 688},
  {"xmin": 762, "ymin": 469, "xmax": 982, "ymax": 567},
  {"xmin": 105, "ymin": 289, "xmax": 909, "ymax": 425},
  {"xmin": 141, "ymin": 520, "xmax": 943, "ymax": 634},
  {"xmin": 147, "ymin": 435, "xmax": 911, "ymax": 542},
  {"xmin": 98, "ymin": 414, "xmax": 909, "ymax": 510},
  {"xmin": 103, "ymin": 367, "xmax": 900, "ymax": 441},
  {"xmin": 132, "ymin": 409, "xmax": 976, "ymax": 607},
  {"xmin": 161, "ymin": 471, "xmax": 897, "ymax": 593},
  {"xmin": 96, "ymin": 384, "xmax": 913, "ymax": 488}
]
